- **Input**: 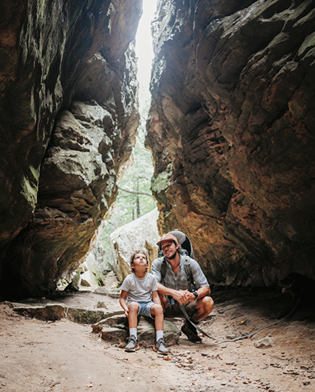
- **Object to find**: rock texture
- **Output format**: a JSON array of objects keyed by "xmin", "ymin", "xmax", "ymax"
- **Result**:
[
  {"xmin": 0, "ymin": 0, "xmax": 142, "ymax": 298},
  {"xmin": 146, "ymin": 0, "xmax": 315, "ymax": 286},
  {"xmin": 110, "ymin": 208, "xmax": 160, "ymax": 282},
  {"xmin": 76, "ymin": 251, "xmax": 106, "ymax": 289},
  {"xmin": 92, "ymin": 314, "xmax": 180, "ymax": 347}
]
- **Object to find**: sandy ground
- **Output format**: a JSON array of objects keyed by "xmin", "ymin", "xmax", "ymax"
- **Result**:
[{"xmin": 1, "ymin": 287, "xmax": 315, "ymax": 392}]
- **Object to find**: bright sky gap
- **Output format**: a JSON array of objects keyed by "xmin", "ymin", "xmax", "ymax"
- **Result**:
[{"xmin": 135, "ymin": 0, "xmax": 158, "ymax": 115}]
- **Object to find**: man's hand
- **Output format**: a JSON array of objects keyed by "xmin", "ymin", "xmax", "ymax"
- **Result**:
[
  {"xmin": 172, "ymin": 290, "xmax": 195, "ymax": 305},
  {"xmin": 124, "ymin": 309, "xmax": 129, "ymax": 318},
  {"xmin": 185, "ymin": 291, "xmax": 196, "ymax": 303}
]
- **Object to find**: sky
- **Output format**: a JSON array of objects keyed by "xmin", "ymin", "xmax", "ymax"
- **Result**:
[{"xmin": 135, "ymin": 0, "xmax": 158, "ymax": 114}]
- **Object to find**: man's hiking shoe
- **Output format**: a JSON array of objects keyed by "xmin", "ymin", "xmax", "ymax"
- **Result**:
[
  {"xmin": 181, "ymin": 321, "xmax": 202, "ymax": 342},
  {"xmin": 153, "ymin": 338, "xmax": 169, "ymax": 355},
  {"xmin": 125, "ymin": 336, "xmax": 139, "ymax": 352}
]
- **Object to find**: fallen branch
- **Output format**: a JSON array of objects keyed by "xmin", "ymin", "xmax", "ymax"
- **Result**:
[{"xmin": 117, "ymin": 185, "xmax": 153, "ymax": 198}]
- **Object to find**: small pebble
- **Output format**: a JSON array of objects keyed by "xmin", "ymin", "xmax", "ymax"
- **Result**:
[{"xmin": 254, "ymin": 337, "xmax": 273, "ymax": 349}]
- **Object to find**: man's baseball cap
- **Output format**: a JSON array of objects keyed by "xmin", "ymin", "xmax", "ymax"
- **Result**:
[{"xmin": 157, "ymin": 233, "xmax": 178, "ymax": 246}]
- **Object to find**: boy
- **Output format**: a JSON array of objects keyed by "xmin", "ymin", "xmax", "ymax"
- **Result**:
[{"xmin": 119, "ymin": 250, "xmax": 169, "ymax": 354}]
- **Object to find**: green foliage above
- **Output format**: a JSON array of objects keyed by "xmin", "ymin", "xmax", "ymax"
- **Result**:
[{"xmin": 100, "ymin": 105, "xmax": 156, "ymax": 263}]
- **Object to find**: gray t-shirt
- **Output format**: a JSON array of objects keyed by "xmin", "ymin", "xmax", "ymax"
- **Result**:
[{"xmin": 121, "ymin": 273, "xmax": 157, "ymax": 302}]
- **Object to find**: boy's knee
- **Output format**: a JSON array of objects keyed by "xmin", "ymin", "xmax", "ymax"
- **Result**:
[
  {"xmin": 152, "ymin": 304, "xmax": 163, "ymax": 315},
  {"xmin": 128, "ymin": 301, "xmax": 139, "ymax": 311}
]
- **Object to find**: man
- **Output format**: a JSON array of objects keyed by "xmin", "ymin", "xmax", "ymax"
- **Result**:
[{"xmin": 151, "ymin": 233, "xmax": 214, "ymax": 342}]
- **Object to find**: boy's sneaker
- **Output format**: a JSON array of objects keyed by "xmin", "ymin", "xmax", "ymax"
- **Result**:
[
  {"xmin": 125, "ymin": 335, "xmax": 139, "ymax": 352},
  {"xmin": 181, "ymin": 320, "xmax": 202, "ymax": 342},
  {"xmin": 153, "ymin": 338, "xmax": 169, "ymax": 355}
]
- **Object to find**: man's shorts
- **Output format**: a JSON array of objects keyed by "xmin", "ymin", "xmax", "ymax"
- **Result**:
[
  {"xmin": 164, "ymin": 298, "xmax": 198, "ymax": 319},
  {"xmin": 127, "ymin": 300, "xmax": 155, "ymax": 318}
]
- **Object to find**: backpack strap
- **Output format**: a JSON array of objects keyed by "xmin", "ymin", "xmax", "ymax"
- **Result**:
[
  {"xmin": 159, "ymin": 257, "xmax": 174, "ymax": 305},
  {"xmin": 159, "ymin": 257, "xmax": 167, "ymax": 285},
  {"xmin": 184, "ymin": 255, "xmax": 195, "ymax": 291},
  {"xmin": 160, "ymin": 255, "xmax": 195, "ymax": 291}
]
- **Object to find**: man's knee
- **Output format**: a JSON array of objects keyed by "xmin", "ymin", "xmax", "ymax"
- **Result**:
[
  {"xmin": 158, "ymin": 293, "xmax": 167, "ymax": 310},
  {"xmin": 198, "ymin": 296, "xmax": 214, "ymax": 314},
  {"xmin": 206, "ymin": 296, "xmax": 214, "ymax": 312}
]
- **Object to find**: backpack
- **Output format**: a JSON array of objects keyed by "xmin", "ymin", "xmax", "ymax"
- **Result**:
[{"xmin": 157, "ymin": 230, "xmax": 196, "ymax": 291}]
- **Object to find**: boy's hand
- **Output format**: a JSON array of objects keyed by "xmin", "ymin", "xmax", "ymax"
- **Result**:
[{"xmin": 124, "ymin": 309, "xmax": 129, "ymax": 318}]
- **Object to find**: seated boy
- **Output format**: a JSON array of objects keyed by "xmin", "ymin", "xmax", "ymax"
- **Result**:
[{"xmin": 119, "ymin": 250, "xmax": 169, "ymax": 354}]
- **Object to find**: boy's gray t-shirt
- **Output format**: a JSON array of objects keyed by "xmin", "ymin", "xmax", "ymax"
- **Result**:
[{"xmin": 121, "ymin": 273, "xmax": 157, "ymax": 302}]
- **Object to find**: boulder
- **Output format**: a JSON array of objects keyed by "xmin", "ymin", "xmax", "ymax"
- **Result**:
[
  {"xmin": 78, "ymin": 252, "xmax": 106, "ymax": 289},
  {"xmin": 92, "ymin": 314, "xmax": 180, "ymax": 347},
  {"xmin": 110, "ymin": 208, "xmax": 160, "ymax": 282},
  {"xmin": 66, "ymin": 308, "xmax": 106, "ymax": 325}
]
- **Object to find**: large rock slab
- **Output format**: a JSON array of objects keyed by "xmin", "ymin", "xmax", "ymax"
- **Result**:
[
  {"xmin": 92, "ymin": 314, "xmax": 180, "ymax": 347},
  {"xmin": 13, "ymin": 304, "xmax": 67, "ymax": 321},
  {"xmin": 12, "ymin": 302, "xmax": 123, "ymax": 325},
  {"xmin": 110, "ymin": 208, "xmax": 160, "ymax": 282},
  {"xmin": 146, "ymin": 0, "xmax": 315, "ymax": 286}
]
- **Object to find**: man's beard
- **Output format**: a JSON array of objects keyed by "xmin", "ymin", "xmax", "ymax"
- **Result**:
[{"xmin": 166, "ymin": 250, "xmax": 177, "ymax": 260}]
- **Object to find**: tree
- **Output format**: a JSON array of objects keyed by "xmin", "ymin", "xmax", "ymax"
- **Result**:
[{"xmin": 100, "ymin": 103, "xmax": 156, "ymax": 264}]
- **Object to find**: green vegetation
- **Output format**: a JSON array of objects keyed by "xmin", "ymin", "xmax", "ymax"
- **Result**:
[{"xmin": 100, "ymin": 111, "xmax": 156, "ymax": 264}]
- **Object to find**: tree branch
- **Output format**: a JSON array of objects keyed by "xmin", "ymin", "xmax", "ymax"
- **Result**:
[{"xmin": 117, "ymin": 185, "xmax": 153, "ymax": 198}]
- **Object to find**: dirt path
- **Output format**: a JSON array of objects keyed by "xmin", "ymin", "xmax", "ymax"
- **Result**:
[{"xmin": 1, "ymin": 288, "xmax": 314, "ymax": 392}]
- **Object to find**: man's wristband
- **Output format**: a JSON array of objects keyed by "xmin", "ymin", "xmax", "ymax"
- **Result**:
[{"xmin": 193, "ymin": 291, "xmax": 198, "ymax": 299}]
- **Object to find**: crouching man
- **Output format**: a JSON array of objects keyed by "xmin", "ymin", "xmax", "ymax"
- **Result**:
[{"xmin": 151, "ymin": 233, "xmax": 214, "ymax": 342}]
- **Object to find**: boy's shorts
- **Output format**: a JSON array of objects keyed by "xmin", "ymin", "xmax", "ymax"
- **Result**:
[
  {"xmin": 127, "ymin": 300, "xmax": 155, "ymax": 318},
  {"xmin": 164, "ymin": 298, "xmax": 198, "ymax": 319}
]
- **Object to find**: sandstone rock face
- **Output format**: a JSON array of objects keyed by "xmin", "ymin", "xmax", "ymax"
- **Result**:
[
  {"xmin": 146, "ymin": 0, "xmax": 315, "ymax": 286},
  {"xmin": 0, "ymin": 0, "xmax": 142, "ymax": 297},
  {"xmin": 110, "ymin": 208, "xmax": 160, "ymax": 282}
]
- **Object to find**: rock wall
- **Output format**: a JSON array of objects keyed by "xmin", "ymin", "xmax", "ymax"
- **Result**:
[
  {"xmin": 146, "ymin": 0, "xmax": 315, "ymax": 286},
  {"xmin": 0, "ymin": 0, "xmax": 142, "ymax": 297}
]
